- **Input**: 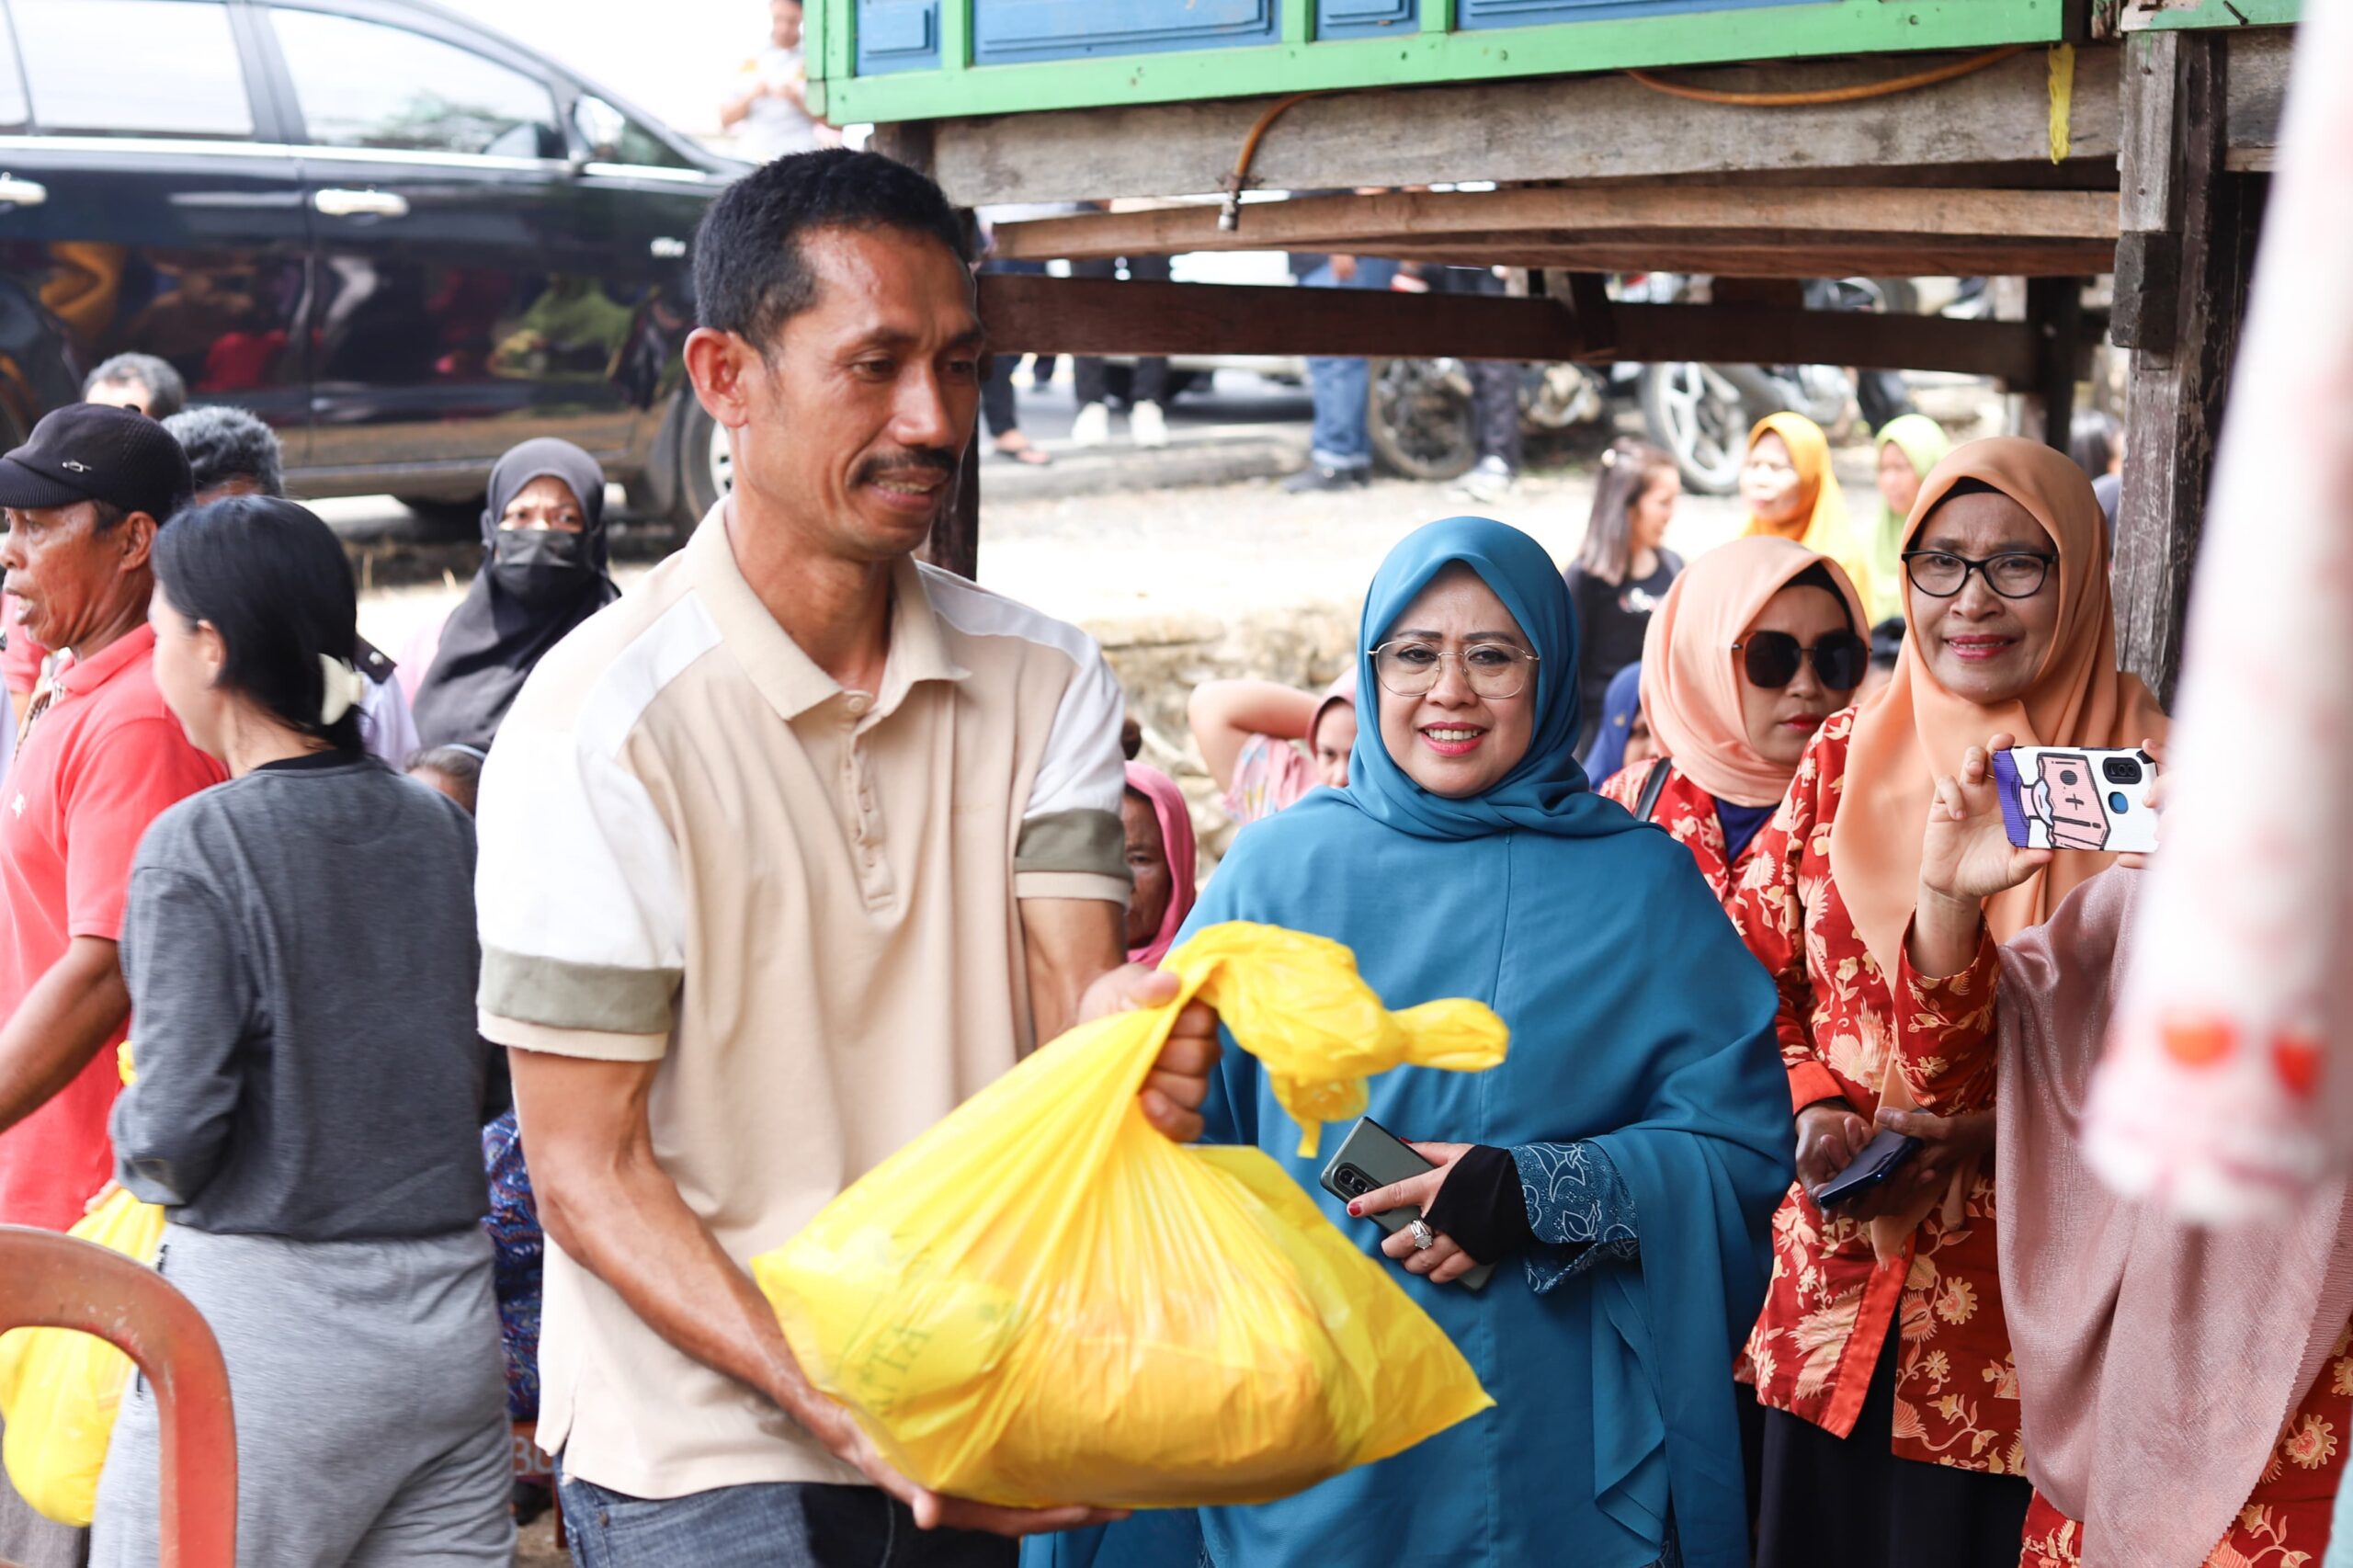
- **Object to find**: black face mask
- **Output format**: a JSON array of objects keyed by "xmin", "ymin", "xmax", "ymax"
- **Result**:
[{"xmin": 489, "ymin": 527, "xmax": 592, "ymax": 607}]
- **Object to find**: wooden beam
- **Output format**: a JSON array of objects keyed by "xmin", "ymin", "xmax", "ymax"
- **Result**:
[
  {"xmin": 990, "ymin": 187, "xmax": 2122, "ymax": 262},
  {"xmin": 976, "ymin": 275, "xmax": 2044, "ymax": 381},
  {"xmin": 2115, "ymin": 30, "xmax": 2257, "ymax": 705},
  {"xmin": 1295, "ymin": 238, "xmax": 2122, "ymax": 278},
  {"xmin": 932, "ymin": 49, "xmax": 2125, "ymax": 206}
]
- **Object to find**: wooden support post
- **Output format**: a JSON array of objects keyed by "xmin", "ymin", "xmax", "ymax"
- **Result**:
[
  {"xmin": 2114, "ymin": 30, "xmax": 2255, "ymax": 704},
  {"xmin": 2025, "ymin": 277, "xmax": 2086, "ymax": 453}
]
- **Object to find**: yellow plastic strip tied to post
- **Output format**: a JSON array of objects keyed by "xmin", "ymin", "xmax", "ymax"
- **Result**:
[
  {"xmin": 0, "ymin": 1045, "xmax": 166, "ymax": 1527},
  {"xmin": 753, "ymin": 921, "xmax": 1508, "ymax": 1510}
]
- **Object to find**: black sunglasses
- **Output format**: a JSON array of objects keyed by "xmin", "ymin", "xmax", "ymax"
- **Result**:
[{"xmin": 1733, "ymin": 630, "xmax": 1868, "ymax": 692}]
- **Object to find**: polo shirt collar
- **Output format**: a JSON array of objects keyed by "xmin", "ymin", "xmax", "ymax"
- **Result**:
[
  {"xmin": 688, "ymin": 502, "xmax": 970, "ymax": 725},
  {"xmin": 55, "ymin": 622, "xmax": 156, "ymax": 701}
]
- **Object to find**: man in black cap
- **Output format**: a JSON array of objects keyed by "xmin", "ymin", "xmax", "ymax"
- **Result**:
[{"xmin": 0, "ymin": 403, "xmax": 225, "ymax": 1567}]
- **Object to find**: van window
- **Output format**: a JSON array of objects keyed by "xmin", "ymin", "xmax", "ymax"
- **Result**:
[
  {"xmin": 0, "ymin": 11, "xmax": 25, "ymax": 131},
  {"xmin": 15, "ymin": 0, "xmax": 254, "ymax": 139},
  {"xmin": 270, "ymin": 8, "xmax": 561, "ymax": 160}
]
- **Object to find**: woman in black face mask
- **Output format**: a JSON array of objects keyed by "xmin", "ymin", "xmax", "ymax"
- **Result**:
[{"xmin": 411, "ymin": 438, "xmax": 620, "ymax": 751}]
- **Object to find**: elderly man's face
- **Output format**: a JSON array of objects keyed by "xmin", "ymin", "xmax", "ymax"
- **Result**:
[
  {"xmin": 0, "ymin": 501, "xmax": 154, "ymax": 650},
  {"xmin": 84, "ymin": 378, "xmax": 159, "ymax": 418}
]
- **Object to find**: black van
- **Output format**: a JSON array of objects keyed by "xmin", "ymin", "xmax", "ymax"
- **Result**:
[{"xmin": 0, "ymin": 0, "xmax": 743, "ymax": 527}]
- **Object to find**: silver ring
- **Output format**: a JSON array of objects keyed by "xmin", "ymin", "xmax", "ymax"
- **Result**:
[{"xmin": 1408, "ymin": 1219, "xmax": 1437, "ymax": 1251}]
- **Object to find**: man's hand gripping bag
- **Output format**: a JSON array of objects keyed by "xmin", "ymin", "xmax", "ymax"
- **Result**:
[{"xmin": 752, "ymin": 922, "xmax": 1506, "ymax": 1509}]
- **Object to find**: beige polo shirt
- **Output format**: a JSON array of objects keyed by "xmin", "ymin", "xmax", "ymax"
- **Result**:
[{"xmin": 474, "ymin": 503, "xmax": 1129, "ymax": 1499}]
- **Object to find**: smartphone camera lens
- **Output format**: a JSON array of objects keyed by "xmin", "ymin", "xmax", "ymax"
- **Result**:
[
  {"xmin": 2102, "ymin": 756, "xmax": 2143, "ymax": 786},
  {"xmin": 1337, "ymin": 1167, "xmax": 1369, "ymax": 1197}
]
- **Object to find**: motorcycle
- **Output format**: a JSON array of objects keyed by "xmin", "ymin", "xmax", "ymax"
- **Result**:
[{"xmin": 1365, "ymin": 275, "xmax": 1915, "ymax": 494}]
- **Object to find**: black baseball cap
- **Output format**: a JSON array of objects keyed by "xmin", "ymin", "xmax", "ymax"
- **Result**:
[{"xmin": 0, "ymin": 403, "xmax": 195, "ymax": 521}]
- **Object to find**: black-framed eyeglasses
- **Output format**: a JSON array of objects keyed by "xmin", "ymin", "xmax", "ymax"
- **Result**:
[
  {"xmin": 1732, "ymin": 630, "xmax": 1868, "ymax": 692},
  {"xmin": 1370, "ymin": 639, "xmax": 1540, "ymax": 699},
  {"xmin": 1902, "ymin": 549, "xmax": 2057, "ymax": 600}
]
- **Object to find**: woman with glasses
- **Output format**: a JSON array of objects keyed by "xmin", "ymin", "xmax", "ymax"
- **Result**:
[
  {"xmin": 1046, "ymin": 517, "xmax": 1795, "ymax": 1568},
  {"xmin": 1730, "ymin": 438, "xmax": 2167, "ymax": 1568},
  {"xmin": 1598, "ymin": 537, "xmax": 1869, "ymax": 907},
  {"xmin": 1739, "ymin": 413, "xmax": 1877, "ymax": 620}
]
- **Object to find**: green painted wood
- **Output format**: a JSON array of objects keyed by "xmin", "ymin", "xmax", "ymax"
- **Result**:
[
  {"xmin": 1421, "ymin": 0, "xmax": 1456, "ymax": 35},
  {"xmin": 2136, "ymin": 0, "xmax": 2296, "ymax": 28},
  {"xmin": 810, "ymin": 0, "xmax": 2069, "ymax": 123},
  {"xmin": 941, "ymin": 0, "xmax": 972, "ymax": 71}
]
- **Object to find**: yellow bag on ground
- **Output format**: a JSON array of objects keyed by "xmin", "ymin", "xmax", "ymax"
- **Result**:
[
  {"xmin": 752, "ymin": 921, "xmax": 1509, "ymax": 1509},
  {"xmin": 0, "ymin": 1183, "xmax": 167, "ymax": 1526}
]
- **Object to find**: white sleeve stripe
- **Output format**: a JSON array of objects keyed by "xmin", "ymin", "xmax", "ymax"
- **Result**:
[{"xmin": 473, "ymin": 596, "xmax": 718, "ymax": 994}]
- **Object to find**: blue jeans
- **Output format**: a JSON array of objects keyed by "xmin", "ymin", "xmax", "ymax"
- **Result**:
[
  {"xmin": 1300, "ymin": 259, "xmax": 1400, "ymax": 470},
  {"xmin": 559, "ymin": 1476, "xmax": 1015, "ymax": 1568}
]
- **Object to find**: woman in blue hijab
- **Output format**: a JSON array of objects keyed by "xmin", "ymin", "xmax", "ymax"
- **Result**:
[{"xmin": 1031, "ymin": 517, "xmax": 1790, "ymax": 1568}]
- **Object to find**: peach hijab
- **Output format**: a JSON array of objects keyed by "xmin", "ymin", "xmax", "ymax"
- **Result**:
[
  {"xmin": 1830, "ymin": 436, "xmax": 2169, "ymax": 980},
  {"xmin": 1639, "ymin": 536, "xmax": 1868, "ymax": 809},
  {"xmin": 1838, "ymin": 436, "xmax": 2168, "ymax": 1262}
]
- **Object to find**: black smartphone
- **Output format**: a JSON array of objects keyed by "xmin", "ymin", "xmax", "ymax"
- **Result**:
[
  {"xmin": 1319, "ymin": 1115, "xmax": 1495, "ymax": 1291},
  {"xmin": 1812, "ymin": 1128, "xmax": 1921, "ymax": 1210}
]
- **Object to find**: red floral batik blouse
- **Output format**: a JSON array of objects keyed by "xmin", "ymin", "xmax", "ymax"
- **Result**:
[{"xmin": 1722, "ymin": 709, "xmax": 2024, "ymax": 1474}]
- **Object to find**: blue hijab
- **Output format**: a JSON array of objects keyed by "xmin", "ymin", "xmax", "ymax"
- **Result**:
[
  {"xmin": 1031, "ymin": 518, "xmax": 1790, "ymax": 1568},
  {"xmin": 1586, "ymin": 659, "xmax": 1646, "ymax": 788}
]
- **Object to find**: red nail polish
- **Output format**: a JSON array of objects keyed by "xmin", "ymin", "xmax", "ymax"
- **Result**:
[{"xmin": 1347, "ymin": 1202, "xmax": 1361, "ymax": 1216}]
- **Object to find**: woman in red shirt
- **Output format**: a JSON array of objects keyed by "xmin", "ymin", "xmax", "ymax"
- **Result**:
[
  {"xmin": 1728, "ymin": 438, "xmax": 2166, "ymax": 1568},
  {"xmin": 1599, "ymin": 535, "xmax": 1868, "ymax": 906}
]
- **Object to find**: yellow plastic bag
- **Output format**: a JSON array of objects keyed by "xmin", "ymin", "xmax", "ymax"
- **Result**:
[
  {"xmin": 752, "ymin": 921, "xmax": 1509, "ymax": 1509},
  {"xmin": 0, "ymin": 1183, "xmax": 167, "ymax": 1526}
]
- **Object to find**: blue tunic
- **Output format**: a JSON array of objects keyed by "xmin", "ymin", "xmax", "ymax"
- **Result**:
[{"xmin": 1029, "ymin": 518, "xmax": 1790, "ymax": 1568}]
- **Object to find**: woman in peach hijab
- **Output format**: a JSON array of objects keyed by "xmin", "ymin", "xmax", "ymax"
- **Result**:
[
  {"xmin": 1728, "ymin": 437, "xmax": 2166, "ymax": 1568},
  {"xmin": 1740, "ymin": 412, "xmax": 1877, "ymax": 619},
  {"xmin": 1600, "ymin": 536, "xmax": 1868, "ymax": 909}
]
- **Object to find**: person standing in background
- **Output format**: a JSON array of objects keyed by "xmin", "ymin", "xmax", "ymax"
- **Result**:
[
  {"xmin": 1283, "ymin": 246, "xmax": 1401, "ymax": 492},
  {"xmin": 719, "ymin": 0, "xmax": 835, "ymax": 163},
  {"xmin": 4, "ymin": 359, "xmax": 191, "ymax": 726},
  {"xmin": 80, "ymin": 355, "xmax": 186, "ymax": 422},
  {"xmin": 1865, "ymin": 414, "xmax": 1949, "ymax": 625},
  {"xmin": 163, "ymin": 404, "xmax": 421, "ymax": 768},
  {"xmin": 1739, "ymin": 412, "xmax": 1876, "ymax": 616},
  {"xmin": 1188, "ymin": 671, "xmax": 1356, "ymax": 825},
  {"xmin": 1564, "ymin": 437, "xmax": 1683, "ymax": 755},
  {"xmin": 90, "ymin": 495, "xmax": 513, "ymax": 1568},
  {"xmin": 409, "ymin": 439, "xmax": 620, "ymax": 754},
  {"xmin": 0, "ymin": 403, "xmax": 227, "ymax": 1568}
]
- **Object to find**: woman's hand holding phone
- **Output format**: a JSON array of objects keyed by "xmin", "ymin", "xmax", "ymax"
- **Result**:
[{"xmin": 1347, "ymin": 1141, "xmax": 1485, "ymax": 1287}]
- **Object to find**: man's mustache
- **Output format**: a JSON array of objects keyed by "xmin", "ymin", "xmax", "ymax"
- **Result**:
[{"xmin": 855, "ymin": 449, "xmax": 960, "ymax": 488}]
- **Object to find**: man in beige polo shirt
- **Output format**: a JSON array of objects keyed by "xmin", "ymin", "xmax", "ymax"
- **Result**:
[{"xmin": 474, "ymin": 150, "xmax": 1219, "ymax": 1567}]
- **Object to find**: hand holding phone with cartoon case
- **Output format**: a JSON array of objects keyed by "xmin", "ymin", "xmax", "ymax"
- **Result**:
[{"xmin": 1990, "ymin": 746, "xmax": 2160, "ymax": 855}]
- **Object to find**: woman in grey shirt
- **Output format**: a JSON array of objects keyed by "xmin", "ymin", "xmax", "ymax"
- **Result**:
[{"xmin": 91, "ymin": 496, "xmax": 512, "ymax": 1568}]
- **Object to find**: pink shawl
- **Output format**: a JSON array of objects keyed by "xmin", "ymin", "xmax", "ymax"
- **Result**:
[
  {"xmin": 1994, "ymin": 870, "xmax": 2353, "ymax": 1566},
  {"xmin": 1123, "ymin": 762, "xmax": 1198, "ymax": 968}
]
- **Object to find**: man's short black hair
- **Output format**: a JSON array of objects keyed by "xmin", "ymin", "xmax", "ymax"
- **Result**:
[
  {"xmin": 693, "ymin": 148, "xmax": 972, "ymax": 353},
  {"xmin": 164, "ymin": 405, "xmax": 286, "ymax": 499}
]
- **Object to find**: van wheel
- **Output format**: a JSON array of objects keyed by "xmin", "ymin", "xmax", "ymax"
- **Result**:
[{"xmin": 667, "ymin": 395, "xmax": 726, "ymax": 528}]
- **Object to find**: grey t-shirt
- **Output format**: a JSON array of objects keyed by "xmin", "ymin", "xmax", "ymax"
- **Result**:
[{"xmin": 114, "ymin": 752, "xmax": 506, "ymax": 1241}]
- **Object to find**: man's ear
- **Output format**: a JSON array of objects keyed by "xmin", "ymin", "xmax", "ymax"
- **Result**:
[
  {"xmin": 116, "ymin": 511, "xmax": 161, "ymax": 574},
  {"xmin": 685, "ymin": 327, "xmax": 767, "ymax": 433}
]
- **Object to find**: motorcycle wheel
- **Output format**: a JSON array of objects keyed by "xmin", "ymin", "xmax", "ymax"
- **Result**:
[
  {"xmin": 1368, "ymin": 358, "xmax": 1479, "ymax": 483},
  {"xmin": 1638, "ymin": 362, "xmax": 1748, "ymax": 495}
]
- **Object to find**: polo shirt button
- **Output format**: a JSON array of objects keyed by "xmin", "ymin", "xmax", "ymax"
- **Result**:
[{"xmin": 844, "ymin": 693, "xmax": 870, "ymax": 717}]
